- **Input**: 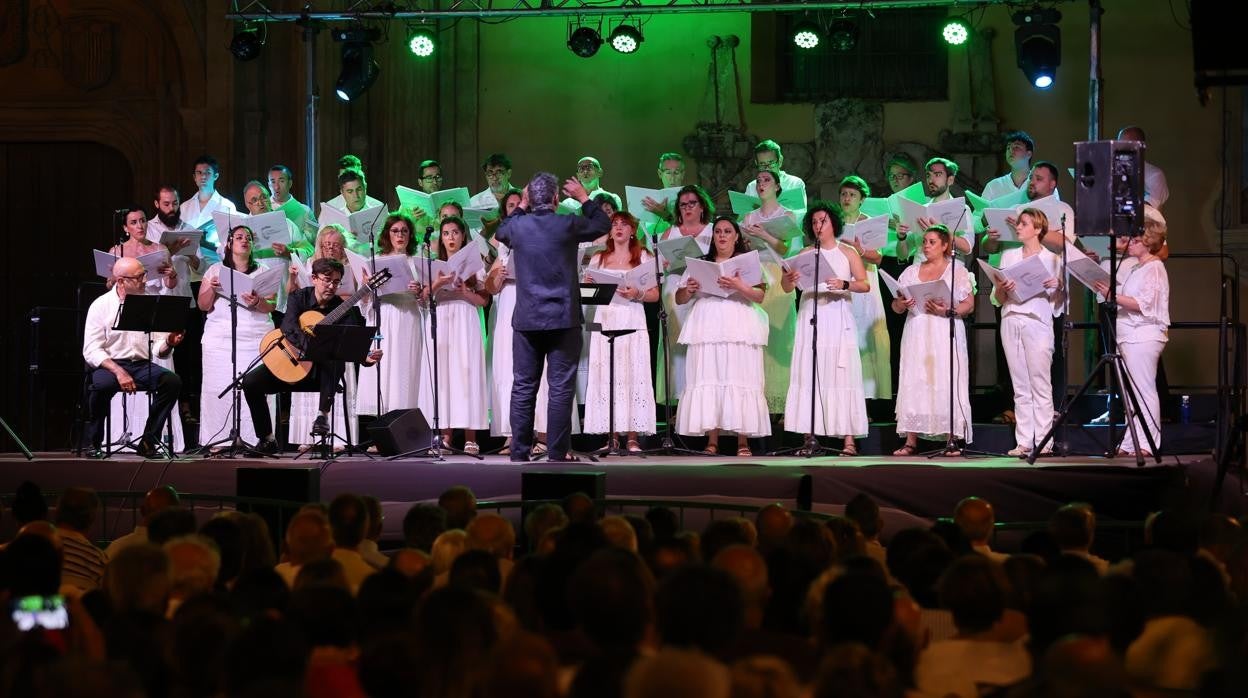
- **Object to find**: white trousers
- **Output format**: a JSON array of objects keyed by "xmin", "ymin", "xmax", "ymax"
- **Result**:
[
  {"xmin": 1001, "ymin": 313, "xmax": 1054, "ymax": 450},
  {"xmin": 1118, "ymin": 339, "xmax": 1165, "ymax": 453}
]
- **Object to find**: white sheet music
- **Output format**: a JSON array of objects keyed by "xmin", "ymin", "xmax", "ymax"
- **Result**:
[
  {"xmin": 625, "ymin": 185, "xmax": 681, "ymax": 225},
  {"xmin": 783, "ymin": 248, "xmax": 837, "ymax": 292},
  {"xmin": 369, "ymin": 256, "xmax": 417, "ymax": 297}
]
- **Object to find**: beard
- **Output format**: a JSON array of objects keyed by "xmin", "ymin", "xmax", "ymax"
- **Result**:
[{"xmin": 157, "ymin": 209, "xmax": 181, "ymax": 228}]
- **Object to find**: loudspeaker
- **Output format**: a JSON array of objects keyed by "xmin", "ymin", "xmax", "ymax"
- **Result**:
[
  {"xmin": 1074, "ymin": 140, "xmax": 1144, "ymax": 238},
  {"xmin": 521, "ymin": 471, "xmax": 606, "ymax": 502},
  {"xmin": 236, "ymin": 467, "xmax": 320, "ymax": 543},
  {"xmin": 367, "ymin": 408, "xmax": 432, "ymax": 456}
]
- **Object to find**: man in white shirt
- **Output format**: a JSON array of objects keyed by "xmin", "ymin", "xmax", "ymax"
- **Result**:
[
  {"xmin": 744, "ymin": 139, "xmax": 807, "ymax": 210},
  {"xmin": 179, "ymin": 155, "xmax": 237, "ymax": 252},
  {"xmin": 82, "ymin": 257, "xmax": 185, "ymax": 458},
  {"xmin": 896, "ymin": 157, "xmax": 973, "ymax": 257},
  {"xmin": 328, "ymin": 493, "xmax": 378, "ymax": 592},
  {"xmin": 147, "ymin": 186, "xmax": 206, "ymax": 282},
  {"xmin": 268, "ymin": 164, "xmax": 318, "ymax": 238},
  {"xmin": 1117, "ymin": 125, "xmax": 1168, "ymax": 209},
  {"xmin": 981, "ymin": 131, "xmax": 1035, "ymax": 202},
  {"xmin": 241, "ymin": 180, "xmax": 311, "ymax": 259},
  {"xmin": 469, "ymin": 153, "xmax": 517, "ymax": 210},
  {"xmin": 575, "ymin": 156, "xmax": 621, "ymax": 210},
  {"xmin": 641, "ymin": 151, "xmax": 687, "ymax": 225},
  {"xmin": 325, "ymin": 165, "xmax": 385, "ymax": 212},
  {"xmin": 981, "ymin": 161, "xmax": 1080, "ymax": 263}
]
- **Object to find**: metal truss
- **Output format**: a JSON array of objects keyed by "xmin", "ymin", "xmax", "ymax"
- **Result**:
[{"xmin": 226, "ymin": 1, "xmax": 1020, "ymax": 22}]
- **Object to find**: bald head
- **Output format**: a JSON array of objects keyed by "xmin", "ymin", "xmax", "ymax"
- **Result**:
[
  {"xmin": 466, "ymin": 513, "xmax": 516, "ymax": 559},
  {"xmin": 284, "ymin": 509, "xmax": 334, "ymax": 566},
  {"xmin": 1117, "ymin": 126, "xmax": 1146, "ymax": 143},
  {"xmin": 112, "ymin": 256, "xmax": 144, "ymax": 280},
  {"xmin": 755, "ymin": 504, "xmax": 793, "ymax": 551},
  {"xmin": 390, "ymin": 548, "xmax": 431, "ymax": 579},
  {"xmin": 141, "ymin": 485, "xmax": 180, "ymax": 522},
  {"xmin": 954, "ymin": 497, "xmax": 995, "ymax": 543}
]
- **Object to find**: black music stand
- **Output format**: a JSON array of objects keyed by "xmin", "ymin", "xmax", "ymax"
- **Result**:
[
  {"xmin": 300, "ymin": 324, "xmax": 376, "ymax": 462},
  {"xmin": 584, "ymin": 296, "xmax": 640, "ymax": 459},
  {"xmin": 111, "ymin": 294, "xmax": 187, "ymax": 459}
]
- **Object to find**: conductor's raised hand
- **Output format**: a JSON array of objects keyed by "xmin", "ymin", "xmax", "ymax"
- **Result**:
[{"xmin": 563, "ymin": 177, "xmax": 590, "ymax": 204}]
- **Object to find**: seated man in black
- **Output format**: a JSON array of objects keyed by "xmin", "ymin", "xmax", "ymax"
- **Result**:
[{"xmin": 242, "ymin": 257, "xmax": 381, "ymax": 453}]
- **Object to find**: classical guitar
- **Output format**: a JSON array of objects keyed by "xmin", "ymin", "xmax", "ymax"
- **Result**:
[{"xmin": 258, "ymin": 268, "xmax": 392, "ymax": 384}]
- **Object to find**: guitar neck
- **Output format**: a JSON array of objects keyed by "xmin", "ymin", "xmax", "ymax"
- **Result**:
[{"xmin": 318, "ymin": 283, "xmax": 372, "ymax": 326}]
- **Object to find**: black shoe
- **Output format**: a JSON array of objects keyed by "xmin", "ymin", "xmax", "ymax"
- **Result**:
[
  {"xmin": 312, "ymin": 415, "xmax": 330, "ymax": 437},
  {"xmin": 135, "ymin": 438, "xmax": 164, "ymax": 459},
  {"xmin": 255, "ymin": 439, "xmax": 280, "ymax": 456},
  {"xmin": 84, "ymin": 447, "xmax": 107, "ymax": 460}
]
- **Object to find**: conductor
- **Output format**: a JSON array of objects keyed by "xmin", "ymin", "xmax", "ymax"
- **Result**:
[{"xmin": 495, "ymin": 171, "xmax": 611, "ymax": 461}]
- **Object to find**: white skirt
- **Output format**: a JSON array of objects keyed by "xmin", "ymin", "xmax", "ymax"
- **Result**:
[{"xmin": 676, "ymin": 342, "xmax": 771, "ymax": 437}]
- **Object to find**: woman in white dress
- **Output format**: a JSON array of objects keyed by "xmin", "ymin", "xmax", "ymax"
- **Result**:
[
  {"xmin": 285, "ymin": 225, "xmax": 361, "ymax": 448},
  {"xmin": 990, "ymin": 209, "xmax": 1062, "ymax": 456},
  {"xmin": 418, "ymin": 215, "xmax": 489, "ymax": 455},
  {"xmin": 583, "ymin": 212, "xmax": 658, "ymax": 451},
  {"xmin": 739, "ymin": 168, "xmax": 798, "ymax": 414},
  {"xmin": 358, "ymin": 214, "xmax": 423, "ymax": 418},
  {"xmin": 837, "ymin": 175, "xmax": 893, "ymax": 401},
  {"xmin": 197, "ymin": 225, "xmax": 276, "ymax": 448},
  {"xmin": 891, "ymin": 225, "xmax": 975, "ymax": 455},
  {"xmin": 781, "ymin": 202, "xmax": 870, "ymax": 454},
  {"xmin": 674, "ymin": 216, "xmax": 771, "ymax": 456},
  {"xmin": 657, "ymin": 185, "xmax": 714, "ymax": 403},
  {"xmin": 1093, "ymin": 207, "xmax": 1169, "ymax": 457}
]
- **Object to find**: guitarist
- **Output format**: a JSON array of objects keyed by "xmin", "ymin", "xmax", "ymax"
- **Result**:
[{"xmin": 242, "ymin": 257, "xmax": 382, "ymax": 454}]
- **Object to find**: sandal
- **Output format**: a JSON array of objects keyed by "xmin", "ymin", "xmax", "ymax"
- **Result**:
[
  {"xmin": 627, "ymin": 439, "xmax": 642, "ymax": 453},
  {"xmin": 736, "ymin": 446, "xmax": 753, "ymax": 457},
  {"xmin": 703, "ymin": 444, "xmax": 719, "ymax": 456},
  {"xmin": 841, "ymin": 443, "xmax": 858, "ymax": 456},
  {"xmin": 464, "ymin": 441, "xmax": 480, "ymax": 455},
  {"xmin": 532, "ymin": 442, "xmax": 547, "ymax": 456},
  {"xmin": 892, "ymin": 444, "xmax": 918, "ymax": 456}
]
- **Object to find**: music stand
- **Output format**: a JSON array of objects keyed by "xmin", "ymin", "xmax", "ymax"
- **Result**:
[
  {"xmin": 579, "ymin": 283, "xmax": 618, "ymax": 306},
  {"xmin": 112, "ymin": 294, "xmax": 187, "ymax": 459},
  {"xmin": 301, "ymin": 325, "xmax": 376, "ymax": 461},
  {"xmin": 584, "ymin": 298, "xmax": 640, "ymax": 458}
]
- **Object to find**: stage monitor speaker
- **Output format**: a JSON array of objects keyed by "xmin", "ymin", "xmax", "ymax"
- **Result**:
[
  {"xmin": 367, "ymin": 408, "xmax": 433, "ymax": 456},
  {"xmin": 1074, "ymin": 140, "xmax": 1144, "ymax": 238},
  {"xmin": 1192, "ymin": 0, "xmax": 1248, "ymax": 90},
  {"xmin": 236, "ymin": 466, "xmax": 320, "ymax": 543}
]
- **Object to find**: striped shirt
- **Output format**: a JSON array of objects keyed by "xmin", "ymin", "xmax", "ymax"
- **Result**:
[{"xmin": 61, "ymin": 530, "xmax": 107, "ymax": 591}]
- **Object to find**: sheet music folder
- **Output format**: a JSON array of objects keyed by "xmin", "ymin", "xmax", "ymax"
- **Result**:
[{"xmin": 113, "ymin": 294, "xmax": 188, "ymax": 333}]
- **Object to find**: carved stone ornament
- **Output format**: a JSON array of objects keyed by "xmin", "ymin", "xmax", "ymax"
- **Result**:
[{"xmin": 61, "ymin": 16, "xmax": 114, "ymax": 91}]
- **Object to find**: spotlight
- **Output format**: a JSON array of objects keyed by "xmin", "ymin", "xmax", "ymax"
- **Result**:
[
  {"xmin": 1013, "ymin": 8, "xmax": 1061, "ymax": 89},
  {"xmin": 229, "ymin": 24, "xmax": 264, "ymax": 61},
  {"xmin": 828, "ymin": 19, "xmax": 858, "ymax": 52},
  {"xmin": 333, "ymin": 27, "xmax": 381, "ymax": 102},
  {"xmin": 568, "ymin": 25, "xmax": 603, "ymax": 58},
  {"xmin": 609, "ymin": 24, "xmax": 643, "ymax": 54},
  {"xmin": 942, "ymin": 18, "xmax": 970, "ymax": 46},
  {"xmin": 408, "ymin": 27, "xmax": 435, "ymax": 58},
  {"xmin": 792, "ymin": 19, "xmax": 821, "ymax": 50}
]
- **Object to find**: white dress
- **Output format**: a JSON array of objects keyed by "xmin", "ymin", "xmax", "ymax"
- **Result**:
[
  {"xmin": 674, "ymin": 273, "xmax": 772, "ymax": 437},
  {"xmin": 741, "ymin": 207, "xmax": 798, "ymax": 412},
  {"xmin": 487, "ymin": 245, "xmax": 578, "ymax": 437},
  {"xmin": 198, "ymin": 264, "xmax": 276, "ymax": 445},
  {"xmin": 357, "ymin": 255, "xmax": 423, "ymax": 416},
  {"xmin": 657, "ymin": 224, "xmax": 711, "ymax": 403},
  {"xmin": 846, "ymin": 217, "xmax": 892, "ymax": 399},
  {"xmin": 894, "ymin": 260, "xmax": 974, "ymax": 442},
  {"xmin": 783, "ymin": 245, "xmax": 869, "ymax": 437},
  {"xmin": 583, "ymin": 254, "xmax": 657, "ymax": 435},
  {"xmin": 416, "ymin": 276, "xmax": 489, "ymax": 431},
  {"xmin": 1115, "ymin": 259, "xmax": 1169, "ymax": 453},
  {"xmin": 289, "ymin": 260, "xmax": 361, "ymax": 445}
]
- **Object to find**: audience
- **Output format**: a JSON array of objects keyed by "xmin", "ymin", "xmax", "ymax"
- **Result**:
[{"xmin": 4, "ymin": 479, "xmax": 1247, "ymax": 698}]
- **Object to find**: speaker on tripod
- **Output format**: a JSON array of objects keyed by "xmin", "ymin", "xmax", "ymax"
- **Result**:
[{"xmin": 1074, "ymin": 139, "xmax": 1144, "ymax": 239}]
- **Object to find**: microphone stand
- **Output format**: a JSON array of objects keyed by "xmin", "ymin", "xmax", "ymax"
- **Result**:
[
  {"xmin": 637, "ymin": 227, "xmax": 705, "ymax": 456},
  {"xmin": 201, "ymin": 258, "xmax": 269, "ymax": 458},
  {"xmin": 772, "ymin": 244, "xmax": 840, "ymax": 457},
  {"xmin": 1049, "ymin": 213, "xmax": 1073, "ymax": 457},
  {"xmin": 365, "ymin": 223, "xmax": 382, "ymax": 446},
  {"xmin": 390, "ymin": 227, "xmax": 481, "ymax": 461}
]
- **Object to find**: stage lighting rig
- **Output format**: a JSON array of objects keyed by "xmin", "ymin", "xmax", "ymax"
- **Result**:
[
  {"xmin": 1013, "ymin": 7, "xmax": 1061, "ymax": 89},
  {"xmin": 333, "ymin": 26, "xmax": 381, "ymax": 102}
]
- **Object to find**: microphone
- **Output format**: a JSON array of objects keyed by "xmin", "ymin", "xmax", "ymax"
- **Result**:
[{"xmin": 424, "ymin": 226, "xmax": 435, "ymax": 244}]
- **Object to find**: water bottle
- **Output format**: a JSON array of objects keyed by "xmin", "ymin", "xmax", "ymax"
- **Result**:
[{"xmin": 1180, "ymin": 395, "xmax": 1191, "ymax": 424}]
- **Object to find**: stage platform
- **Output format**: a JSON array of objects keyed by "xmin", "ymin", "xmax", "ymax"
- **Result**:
[{"xmin": 2, "ymin": 449, "xmax": 1242, "ymax": 550}]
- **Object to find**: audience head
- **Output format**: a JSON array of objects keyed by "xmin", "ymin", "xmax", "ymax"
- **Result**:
[
  {"xmin": 148, "ymin": 506, "xmax": 198, "ymax": 545},
  {"xmin": 389, "ymin": 548, "xmax": 431, "ymax": 579},
  {"xmin": 466, "ymin": 513, "xmax": 516, "ymax": 560},
  {"xmin": 701, "ymin": 518, "xmax": 753, "ymax": 563},
  {"xmin": 479, "ymin": 631, "xmax": 560, "ymax": 698},
  {"xmin": 570, "ymin": 547, "xmax": 656, "ymax": 651},
  {"xmin": 953, "ymin": 496, "xmax": 996, "ymax": 544},
  {"xmin": 431, "ymin": 529, "xmax": 469, "ymax": 575},
  {"xmin": 439, "ymin": 486, "xmax": 478, "ymax": 530},
  {"xmin": 1, "ymin": 531, "xmax": 62, "ymax": 597},
  {"xmin": 599, "ymin": 515, "xmax": 639, "ymax": 553},
  {"xmin": 937, "ymin": 554, "xmax": 1009, "ymax": 634},
  {"xmin": 198, "ymin": 515, "xmax": 244, "ymax": 589},
  {"xmin": 755, "ymin": 503, "xmax": 794, "ymax": 553},
  {"xmin": 645, "ymin": 506, "xmax": 680, "ymax": 541},
  {"xmin": 1049, "ymin": 503, "xmax": 1096, "ymax": 552},
  {"xmin": 624, "ymin": 648, "xmax": 731, "ymax": 698},
  {"xmin": 561, "ymin": 492, "xmax": 597, "ymax": 524},
  {"xmin": 327, "ymin": 493, "xmax": 369, "ymax": 550},
  {"xmin": 813, "ymin": 643, "xmax": 904, "ymax": 698},
  {"xmin": 450, "ymin": 549, "xmax": 504, "ymax": 594},
  {"xmin": 729, "ymin": 656, "xmax": 801, "ymax": 698},
  {"xmin": 655, "ymin": 564, "xmax": 744, "ymax": 657},
  {"xmin": 53, "ymin": 486, "xmax": 99, "ymax": 534},
  {"xmin": 886, "ymin": 528, "xmax": 953, "ymax": 608},
  {"xmin": 524, "ymin": 503, "xmax": 568, "ymax": 552},
  {"xmin": 402, "ymin": 503, "xmax": 447, "ymax": 552},
  {"xmin": 845, "ymin": 493, "xmax": 883, "ymax": 540},
  {"xmin": 293, "ymin": 557, "xmax": 349, "ymax": 592},
  {"xmin": 105, "ymin": 543, "xmax": 171, "ymax": 615},
  {"xmin": 140, "ymin": 485, "xmax": 180, "ymax": 523},
  {"xmin": 284, "ymin": 508, "xmax": 334, "ymax": 566},
  {"xmin": 164, "ymin": 534, "xmax": 222, "ymax": 602},
  {"xmin": 12, "ymin": 480, "xmax": 49, "ymax": 524},
  {"xmin": 711, "ymin": 544, "xmax": 770, "ymax": 627}
]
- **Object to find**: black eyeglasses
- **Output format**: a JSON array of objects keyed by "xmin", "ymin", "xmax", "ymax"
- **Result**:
[{"xmin": 420, "ymin": 174, "xmax": 444, "ymax": 182}]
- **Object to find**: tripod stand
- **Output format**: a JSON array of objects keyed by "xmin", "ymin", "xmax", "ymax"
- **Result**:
[
  {"xmin": 637, "ymin": 231, "xmax": 708, "ymax": 457},
  {"xmin": 1028, "ymin": 236, "xmax": 1160, "ymax": 466},
  {"xmin": 390, "ymin": 228, "xmax": 482, "ymax": 461},
  {"xmin": 772, "ymin": 247, "xmax": 842, "ymax": 457}
]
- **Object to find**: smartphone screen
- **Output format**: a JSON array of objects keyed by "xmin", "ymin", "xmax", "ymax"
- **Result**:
[{"xmin": 11, "ymin": 595, "xmax": 68, "ymax": 632}]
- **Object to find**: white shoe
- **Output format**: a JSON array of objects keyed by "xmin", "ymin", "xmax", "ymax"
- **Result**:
[
  {"xmin": 1007, "ymin": 446, "xmax": 1029, "ymax": 457},
  {"xmin": 1090, "ymin": 410, "xmax": 1110, "ymax": 424}
]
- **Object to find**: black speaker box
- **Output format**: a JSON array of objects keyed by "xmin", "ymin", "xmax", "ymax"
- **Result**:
[
  {"xmin": 236, "ymin": 467, "xmax": 320, "ymax": 543},
  {"xmin": 367, "ymin": 408, "xmax": 433, "ymax": 456},
  {"xmin": 1074, "ymin": 139, "xmax": 1144, "ymax": 238}
]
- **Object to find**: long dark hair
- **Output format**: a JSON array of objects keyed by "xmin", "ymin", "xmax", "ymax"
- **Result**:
[
  {"xmin": 437, "ymin": 216, "xmax": 469, "ymax": 262},
  {"xmin": 379, "ymin": 213, "xmax": 417, "ymax": 255},
  {"xmin": 223, "ymin": 225, "xmax": 259, "ymax": 273},
  {"xmin": 702, "ymin": 216, "xmax": 751, "ymax": 260}
]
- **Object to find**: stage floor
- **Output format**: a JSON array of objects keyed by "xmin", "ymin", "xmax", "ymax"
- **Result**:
[{"xmin": 2, "ymin": 450, "xmax": 1241, "ymax": 547}]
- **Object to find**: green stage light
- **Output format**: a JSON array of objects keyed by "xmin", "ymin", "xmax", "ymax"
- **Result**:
[
  {"xmin": 609, "ymin": 24, "xmax": 643, "ymax": 54},
  {"xmin": 943, "ymin": 18, "xmax": 970, "ymax": 46},
  {"xmin": 828, "ymin": 19, "xmax": 858, "ymax": 52},
  {"xmin": 408, "ymin": 28, "xmax": 435, "ymax": 57},
  {"xmin": 792, "ymin": 20, "xmax": 821, "ymax": 50}
]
